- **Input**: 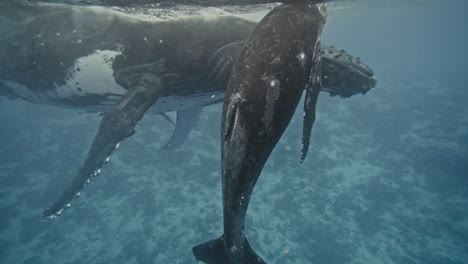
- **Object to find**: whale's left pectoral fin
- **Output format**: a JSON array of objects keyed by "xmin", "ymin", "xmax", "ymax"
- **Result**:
[
  {"xmin": 43, "ymin": 73, "xmax": 162, "ymax": 218},
  {"xmin": 301, "ymin": 56, "xmax": 322, "ymax": 163},
  {"xmin": 163, "ymin": 106, "xmax": 202, "ymax": 150}
]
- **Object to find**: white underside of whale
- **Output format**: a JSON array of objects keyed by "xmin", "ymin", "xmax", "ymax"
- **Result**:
[{"xmin": 1, "ymin": 49, "xmax": 224, "ymax": 114}]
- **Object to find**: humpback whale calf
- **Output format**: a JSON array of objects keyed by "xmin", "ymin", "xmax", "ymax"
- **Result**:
[
  {"xmin": 0, "ymin": 2, "xmax": 376, "ymax": 222},
  {"xmin": 193, "ymin": 2, "xmax": 338, "ymax": 263}
]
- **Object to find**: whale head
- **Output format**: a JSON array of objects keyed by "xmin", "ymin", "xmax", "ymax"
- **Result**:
[{"xmin": 320, "ymin": 45, "xmax": 377, "ymax": 98}]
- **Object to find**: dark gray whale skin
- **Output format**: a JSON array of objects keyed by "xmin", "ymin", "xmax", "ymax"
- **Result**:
[
  {"xmin": 193, "ymin": 3, "xmax": 326, "ymax": 264},
  {"xmin": 0, "ymin": 2, "xmax": 254, "ymax": 110},
  {"xmin": 0, "ymin": 3, "xmax": 376, "ymax": 220}
]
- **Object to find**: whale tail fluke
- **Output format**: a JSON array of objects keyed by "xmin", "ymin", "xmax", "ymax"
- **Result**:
[
  {"xmin": 193, "ymin": 235, "xmax": 266, "ymax": 264},
  {"xmin": 193, "ymin": 236, "xmax": 229, "ymax": 264}
]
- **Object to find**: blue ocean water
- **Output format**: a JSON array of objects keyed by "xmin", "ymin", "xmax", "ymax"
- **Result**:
[{"xmin": 0, "ymin": 1, "xmax": 467, "ymax": 264}]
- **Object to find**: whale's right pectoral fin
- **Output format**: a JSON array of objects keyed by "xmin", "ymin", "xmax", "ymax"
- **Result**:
[
  {"xmin": 163, "ymin": 106, "xmax": 202, "ymax": 150},
  {"xmin": 301, "ymin": 54, "xmax": 322, "ymax": 163},
  {"xmin": 43, "ymin": 73, "xmax": 162, "ymax": 218}
]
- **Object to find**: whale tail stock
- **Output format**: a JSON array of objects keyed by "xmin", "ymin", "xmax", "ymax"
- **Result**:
[{"xmin": 193, "ymin": 235, "xmax": 266, "ymax": 264}]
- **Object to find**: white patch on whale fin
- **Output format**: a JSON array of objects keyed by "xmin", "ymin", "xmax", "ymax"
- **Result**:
[{"xmin": 163, "ymin": 106, "xmax": 202, "ymax": 150}]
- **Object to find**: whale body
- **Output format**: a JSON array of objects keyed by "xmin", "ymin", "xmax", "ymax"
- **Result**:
[{"xmin": 0, "ymin": 2, "xmax": 376, "ymax": 221}]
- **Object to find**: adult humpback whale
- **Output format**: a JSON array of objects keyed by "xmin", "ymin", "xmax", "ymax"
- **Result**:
[{"xmin": 0, "ymin": 3, "xmax": 376, "ymax": 221}]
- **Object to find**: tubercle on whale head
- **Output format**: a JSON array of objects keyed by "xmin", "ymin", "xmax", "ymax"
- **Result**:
[{"xmin": 319, "ymin": 45, "xmax": 377, "ymax": 98}]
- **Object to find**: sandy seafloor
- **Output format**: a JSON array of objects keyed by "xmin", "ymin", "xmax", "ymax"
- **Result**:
[{"xmin": 1, "ymin": 1, "xmax": 467, "ymax": 264}]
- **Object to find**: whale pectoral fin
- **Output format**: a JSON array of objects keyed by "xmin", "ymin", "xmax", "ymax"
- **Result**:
[
  {"xmin": 205, "ymin": 42, "xmax": 243, "ymax": 88},
  {"xmin": 193, "ymin": 235, "xmax": 266, "ymax": 264},
  {"xmin": 301, "ymin": 87, "xmax": 320, "ymax": 163},
  {"xmin": 158, "ymin": 112, "xmax": 176, "ymax": 128},
  {"xmin": 301, "ymin": 56, "xmax": 322, "ymax": 163},
  {"xmin": 114, "ymin": 60, "xmax": 165, "ymax": 89},
  {"xmin": 43, "ymin": 73, "xmax": 162, "ymax": 218},
  {"xmin": 163, "ymin": 106, "xmax": 202, "ymax": 150},
  {"xmin": 161, "ymin": 73, "xmax": 201, "ymax": 93}
]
